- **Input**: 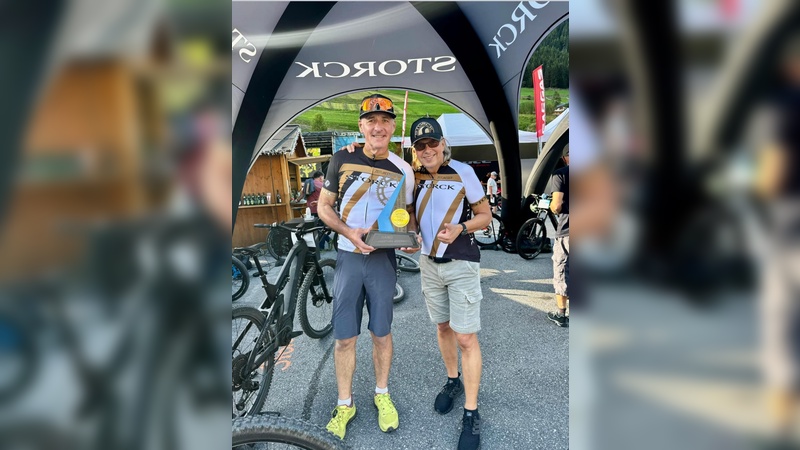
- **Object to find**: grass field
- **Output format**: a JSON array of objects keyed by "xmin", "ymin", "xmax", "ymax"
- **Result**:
[{"xmin": 295, "ymin": 88, "xmax": 569, "ymax": 134}]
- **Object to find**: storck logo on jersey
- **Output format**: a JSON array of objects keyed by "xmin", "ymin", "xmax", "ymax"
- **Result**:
[
  {"xmin": 418, "ymin": 182, "xmax": 456, "ymax": 190},
  {"xmin": 347, "ymin": 174, "xmax": 399, "ymax": 188}
]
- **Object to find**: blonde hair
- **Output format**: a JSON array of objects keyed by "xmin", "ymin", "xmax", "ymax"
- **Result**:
[{"xmin": 411, "ymin": 138, "xmax": 451, "ymax": 171}]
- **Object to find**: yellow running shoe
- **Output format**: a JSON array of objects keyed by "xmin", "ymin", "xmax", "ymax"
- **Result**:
[
  {"xmin": 373, "ymin": 393, "xmax": 399, "ymax": 432},
  {"xmin": 326, "ymin": 404, "xmax": 357, "ymax": 440}
]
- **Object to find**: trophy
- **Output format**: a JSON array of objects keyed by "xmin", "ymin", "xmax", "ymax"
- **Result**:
[{"xmin": 364, "ymin": 174, "xmax": 419, "ymax": 249}]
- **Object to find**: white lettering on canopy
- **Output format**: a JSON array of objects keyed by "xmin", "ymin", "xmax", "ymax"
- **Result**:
[
  {"xmin": 488, "ymin": 1, "xmax": 550, "ymax": 59},
  {"xmin": 232, "ymin": 28, "xmax": 257, "ymax": 63},
  {"xmin": 293, "ymin": 56, "xmax": 457, "ymax": 78}
]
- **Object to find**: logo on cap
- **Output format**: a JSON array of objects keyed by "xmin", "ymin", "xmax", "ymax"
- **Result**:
[{"xmin": 410, "ymin": 117, "xmax": 443, "ymax": 144}]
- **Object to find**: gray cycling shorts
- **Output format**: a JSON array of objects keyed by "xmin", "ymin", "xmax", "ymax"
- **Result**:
[{"xmin": 332, "ymin": 249, "xmax": 397, "ymax": 340}]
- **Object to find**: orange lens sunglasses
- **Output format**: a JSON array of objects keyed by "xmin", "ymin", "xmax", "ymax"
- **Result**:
[{"xmin": 361, "ymin": 97, "xmax": 394, "ymax": 112}]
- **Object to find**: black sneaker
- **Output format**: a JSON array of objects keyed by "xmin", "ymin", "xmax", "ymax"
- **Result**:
[
  {"xmin": 458, "ymin": 409, "xmax": 481, "ymax": 450},
  {"xmin": 434, "ymin": 376, "xmax": 464, "ymax": 414},
  {"xmin": 547, "ymin": 311, "xmax": 569, "ymax": 327}
]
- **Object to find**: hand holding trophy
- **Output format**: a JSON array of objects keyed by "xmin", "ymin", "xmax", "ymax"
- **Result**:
[{"xmin": 364, "ymin": 173, "xmax": 420, "ymax": 249}]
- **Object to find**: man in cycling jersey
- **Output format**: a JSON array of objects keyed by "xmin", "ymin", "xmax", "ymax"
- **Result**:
[
  {"xmin": 410, "ymin": 117, "xmax": 491, "ymax": 450},
  {"xmin": 316, "ymin": 94, "xmax": 417, "ymax": 440}
]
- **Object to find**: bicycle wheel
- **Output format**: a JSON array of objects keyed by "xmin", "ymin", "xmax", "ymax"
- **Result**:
[
  {"xmin": 233, "ymin": 415, "xmax": 348, "ymax": 450},
  {"xmin": 297, "ymin": 259, "xmax": 335, "ymax": 339},
  {"xmin": 393, "ymin": 283, "xmax": 405, "ymax": 304},
  {"xmin": 516, "ymin": 218, "xmax": 547, "ymax": 260},
  {"xmin": 232, "ymin": 306, "xmax": 275, "ymax": 417},
  {"xmin": 395, "ymin": 253, "xmax": 420, "ymax": 273},
  {"xmin": 0, "ymin": 314, "xmax": 37, "ymax": 403},
  {"xmin": 232, "ymin": 256, "xmax": 249, "ymax": 301},
  {"xmin": 267, "ymin": 227, "xmax": 292, "ymax": 262},
  {"xmin": 475, "ymin": 214, "xmax": 503, "ymax": 247}
]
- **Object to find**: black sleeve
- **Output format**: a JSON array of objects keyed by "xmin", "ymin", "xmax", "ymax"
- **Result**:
[{"xmin": 323, "ymin": 151, "xmax": 342, "ymax": 196}]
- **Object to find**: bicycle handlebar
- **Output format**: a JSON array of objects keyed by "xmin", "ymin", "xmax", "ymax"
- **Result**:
[{"xmin": 277, "ymin": 222, "xmax": 327, "ymax": 236}]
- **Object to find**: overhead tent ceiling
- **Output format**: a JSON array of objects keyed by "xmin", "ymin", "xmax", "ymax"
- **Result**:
[{"xmin": 232, "ymin": 1, "xmax": 568, "ymax": 228}]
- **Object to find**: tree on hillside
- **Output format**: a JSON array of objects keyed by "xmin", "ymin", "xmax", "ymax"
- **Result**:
[
  {"xmin": 311, "ymin": 114, "xmax": 327, "ymax": 131},
  {"xmin": 522, "ymin": 20, "xmax": 569, "ymax": 89}
]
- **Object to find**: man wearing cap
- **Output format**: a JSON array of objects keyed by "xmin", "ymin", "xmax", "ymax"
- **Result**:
[
  {"xmin": 546, "ymin": 144, "xmax": 569, "ymax": 327},
  {"xmin": 410, "ymin": 117, "xmax": 491, "ymax": 450},
  {"xmin": 317, "ymin": 94, "xmax": 416, "ymax": 440},
  {"xmin": 486, "ymin": 171, "xmax": 499, "ymax": 213}
]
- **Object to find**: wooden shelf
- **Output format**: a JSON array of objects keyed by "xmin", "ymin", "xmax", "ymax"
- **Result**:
[{"xmin": 239, "ymin": 204, "xmax": 287, "ymax": 209}]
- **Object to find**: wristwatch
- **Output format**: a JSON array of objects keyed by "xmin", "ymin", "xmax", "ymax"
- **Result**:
[{"xmin": 459, "ymin": 223, "xmax": 468, "ymax": 236}]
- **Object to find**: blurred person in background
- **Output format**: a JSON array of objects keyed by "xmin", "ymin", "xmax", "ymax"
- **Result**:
[
  {"xmin": 546, "ymin": 145, "xmax": 570, "ymax": 327},
  {"xmin": 305, "ymin": 170, "xmax": 331, "ymax": 249},
  {"xmin": 755, "ymin": 33, "xmax": 800, "ymax": 447},
  {"xmin": 306, "ymin": 170, "xmax": 324, "ymax": 217},
  {"xmin": 486, "ymin": 171, "xmax": 498, "ymax": 213}
]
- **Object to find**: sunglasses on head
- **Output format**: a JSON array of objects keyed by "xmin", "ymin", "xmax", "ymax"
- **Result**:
[
  {"xmin": 413, "ymin": 139, "xmax": 441, "ymax": 151},
  {"xmin": 361, "ymin": 97, "xmax": 394, "ymax": 112}
]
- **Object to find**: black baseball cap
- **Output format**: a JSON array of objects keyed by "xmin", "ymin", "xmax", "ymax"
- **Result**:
[
  {"xmin": 410, "ymin": 117, "xmax": 443, "ymax": 144},
  {"xmin": 359, "ymin": 94, "xmax": 396, "ymax": 118}
]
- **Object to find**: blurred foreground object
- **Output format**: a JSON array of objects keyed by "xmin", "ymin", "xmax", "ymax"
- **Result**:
[{"xmin": 0, "ymin": 0, "xmax": 230, "ymax": 449}]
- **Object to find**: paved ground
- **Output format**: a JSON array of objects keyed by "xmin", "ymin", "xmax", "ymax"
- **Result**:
[{"xmin": 234, "ymin": 245, "xmax": 568, "ymax": 450}]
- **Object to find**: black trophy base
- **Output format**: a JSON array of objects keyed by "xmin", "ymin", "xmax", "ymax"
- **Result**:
[{"xmin": 364, "ymin": 231, "xmax": 419, "ymax": 249}]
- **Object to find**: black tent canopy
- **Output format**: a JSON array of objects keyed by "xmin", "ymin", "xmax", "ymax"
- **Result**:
[{"xmin": 232, "ymin": 1, "xmax": 569, "ymax": 229}]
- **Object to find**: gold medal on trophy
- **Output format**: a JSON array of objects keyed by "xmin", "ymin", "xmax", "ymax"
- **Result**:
[{"xmin": 364, "ymin": 174, "xmax": 419, "ymax": 249}]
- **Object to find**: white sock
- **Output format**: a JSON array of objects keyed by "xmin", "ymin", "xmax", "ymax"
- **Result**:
[
  {"xmin": 337, "ymin": 397, "xmax": 352, "ymax": 407},
  {"xmin": 375, "ymin": 386, "xmax": 388, "ymax": 395}
]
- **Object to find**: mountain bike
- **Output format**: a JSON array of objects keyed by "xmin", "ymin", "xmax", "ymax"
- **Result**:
[
  {"xmin": 232, "ymin": 254, "xmax": 250, "ymax": 301},
  {"xmin": 395, "ymin": 252, "xmax": 420, "ymax": 273},
  {"xmin": 0, "ymin": 216, "xmax": 229, "ymax": 450},
  {"xmin": 233, "ymin": 415, "xmax": 348, "ymax": 450},
  {"xmin": 474, "ymin": 213, "xmax": 505, "ymax": 249},
  {"xmin": 259, "ymin": 222, "xmax": 292, "ymax": 263},
  {"xmin": 232, "ymin": 219, "xmax": 334, "ymax": 417},
  {"xmin": 516, "ymin": 194, "xmax": 558, "ymax": 260}
]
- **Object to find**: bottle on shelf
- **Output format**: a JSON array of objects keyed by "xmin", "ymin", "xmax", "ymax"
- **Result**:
[{"xmin": 276, "ymin": 190, "xmax": 282, "ymax": 204}]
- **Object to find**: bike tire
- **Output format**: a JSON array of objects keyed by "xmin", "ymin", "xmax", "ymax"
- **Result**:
[
  {"xmin": 232, "ymin": 256, "xmax": 250, "ymax": 301},
  {"xmin": 297, "ymin": 259, "xmax": 335, "ymax": 339},
  {"xmin": 232, "ymin": 306, "xmax": 275, "ymax": 418},
  {"xmin": 393, "ymin": 283, "xmax": 405, "ymax": 304},
  {"xmin": 395, "ymin": 253, "xmax": 420, "ymax": 273},
  {"xmin": 233, "ymin": 415, "xmax": 349, "ymax": 450},
  {"xmin": 516, "ymin": 218, "xmax": 547, "ymax": 260},
  {"xmin": 267, "ymin": 226, "xmax": 292, "ymax": 262},
  {"xmin": 0, "ymin": 314, "xmax": 38, "ymax": 404},
  {"xmin": 475, "ymin": 214, "xmax": 503, "ymax": 247}
]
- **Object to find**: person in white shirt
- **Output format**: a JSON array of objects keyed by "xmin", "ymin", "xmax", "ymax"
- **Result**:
[{"xmin": 486, "ymin": 172, "xmax": 498, "ymax": 213}]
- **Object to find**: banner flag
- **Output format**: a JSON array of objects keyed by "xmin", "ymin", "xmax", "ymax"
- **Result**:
[{"xmin": 533, "ymin": 65, "xmax": 545, "ymax": 138}]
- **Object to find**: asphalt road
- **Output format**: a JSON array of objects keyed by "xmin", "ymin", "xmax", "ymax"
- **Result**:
[{"xmin": 234, "ymin": 245, "xmax": 568, "ymax": 450}]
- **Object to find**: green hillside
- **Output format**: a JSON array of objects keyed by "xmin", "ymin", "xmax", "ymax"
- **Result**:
[
  {"xmin": 519, "ymin": 87, "xmax": 569, "ymax": 132},
  {"xmin": 295, "ymin": 88, "xmax": 568, "ymax": 134},
  {"xmin": 294, "ymin": 90, "xmax": 460, "ymax": 135}
]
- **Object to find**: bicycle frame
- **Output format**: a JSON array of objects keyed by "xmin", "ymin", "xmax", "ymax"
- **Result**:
[{"xmin": 235, "ymin": 223, "xmax": 332, "ymax": 384}]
